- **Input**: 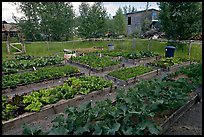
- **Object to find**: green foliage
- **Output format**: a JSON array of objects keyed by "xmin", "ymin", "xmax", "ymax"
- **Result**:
[
  {"xmin": 149, "ymin": 57, "xmax": 189, "ymax": 68},
  {"xmin": 165, "ymin": 63, "xmax": 202, "ymax": 86},
  {"xmin": 108, "ymin": 65, "xmax": 153, "ymax": 81},
  {"xmin": 2, "ymin": 65, "xmax": 80, "ymax": 89},
  {"xmin": 78, "ymin": 2, "xmax": 108, "ymax": 38},
  {"xmin": 158, "ymin": 2, "xmax": 202, "ymax": 40},
  {"xmin": 13, "ymin": 2, "xmax": 75, "ymax": 41},
  {"xmin": 22, "ymin": 124, "xmax": 44, "ymax": 135},
  {"xmin": 22, "ymin": 63, "xmax": 202, "ymax": 135},
  {"xmin": 95, "ymin": 50, "xmax": 158, "ymax": 59},
  {"xmin": 2, "ymin": 55, "xmax": 64, "ymax": 75},
  {"xmin": 114, "ymin": 7, "xmax": 127, "ymax": 35},
  {"xmin": 2, "ymin": 95, "xmax": 26, "ymax": 121},
  {"xmin": 2, "ymin": 95, "xmax": 18, "ymax": 120},
  {"xmin": 3, "ymin": 76, "xmax": 112, "ymax": 119},
  {"xmin": 15, "ymin": 55, "xmax": 34, "ymax": 60},
  {"xmin": 70, "ymin": 55, "xmax": 120, "ymax": 69},
  {"xmin": 125, "ymin": 51, "xmax": 158, "ymax": 59}
]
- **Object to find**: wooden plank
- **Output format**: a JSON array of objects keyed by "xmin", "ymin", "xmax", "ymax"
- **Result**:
[{"xmin": 10, "ymin": 44, "xmax": 22, "ymax": 52}]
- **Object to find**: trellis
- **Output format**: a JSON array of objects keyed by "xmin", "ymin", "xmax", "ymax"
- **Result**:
[{"xmin": 5, "ymin": 26, "xmax": 26, "ymax": 55}]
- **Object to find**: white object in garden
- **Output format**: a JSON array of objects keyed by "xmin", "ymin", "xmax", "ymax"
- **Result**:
[
  {"xmin": 33, "ymin": 66, "xmax": 36, "ymax": 70},
  {"xmin": 64, "ymin": 53, "xmax": 76, "ymax": 60}
]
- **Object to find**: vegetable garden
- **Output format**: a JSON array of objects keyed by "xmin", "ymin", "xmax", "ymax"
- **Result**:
[
  {"xmin": 1, "ymin": 42, "xmax": 202, "ymax": 135},
  {"xmin": 20, "ymin": 63, "xmax": 202, "ymax": 135}
]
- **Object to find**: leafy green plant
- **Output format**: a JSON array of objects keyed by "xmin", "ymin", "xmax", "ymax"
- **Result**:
[
  {"xmin": 92, "ymin": 50, "xmax": 158, "ymax": 59},
  {"xmin": 70, "ymin": 55, "xmax": 120, "ymax": 69},
  {"xmin": 108, "ymin": 65, "xmax": 153, "ymax": 81},
  {"xmin": 149, "ymin": 57, "xmax": 189, "ymax": 68},
  {"xmin": 2, "ymin": 55, "xmax": 64, "ymax": 75},
  {"xmin": 3, "ymin": 76, "xmax": 113, "ymax": 119},
  {"xmin": 21, "ymin": 63, "xmax": 201, "ymax": 135},
  {"xmin": 2, "ymin": 65, "xmax": 80, "ymax": 89},
  {"xmin": 22, "ymin": 123, "xmax": 44, "ymax": 135}
]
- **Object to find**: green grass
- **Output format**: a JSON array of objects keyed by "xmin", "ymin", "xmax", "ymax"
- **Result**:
[{"xmin": 2, "ymin": 39, "xmax": 202, "ymax": 63}]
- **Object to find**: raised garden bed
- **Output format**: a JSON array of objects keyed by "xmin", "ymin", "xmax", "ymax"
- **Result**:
[
  {"xmin": 159, "ymin": 92, "xmax": 198, "ymax": 134},
  {"xmin": 147, "ymin": 57, "xmax": 192, "ymax": 71},
  {"xmin": 2, "ymin": 72, "xmax": 84, "ymax": 96},
  {"xmin": 89, "ymin": 51, "xmax": 162, "ymax": 65},
  {"xmin": 2, "ymin": 76, "xmax": 114, "ymax": 133},
  {"xmin": 2, "ymin": 55, "xmax": 64, "ymax": 75},
  {"xmin": 106, "ymin": 65, "xmax": 161, "ymax": 86},
  {"xmin": 2, "ymin": 63, "xmax": 66, "ymax": 76},
  {"xmin": 2, "ymin": 65, "xmax": 80, "ymax": 89},
  {"xmin": 68, "ymin": 55, "xmax": 122, "ymax": 73},
  {"xmin": 2, "ymin": 86, "xmax": 115, "ymax": 134},
  {"xmin": 124, "ymin": 55, "xmax": 162, "ymax": 65}
]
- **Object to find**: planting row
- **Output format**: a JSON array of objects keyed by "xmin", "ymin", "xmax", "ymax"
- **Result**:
[
  {"xmin": 21, "ymin": 63, "xmax": 202, "ymax": 135},
  {"xmin": 94, "ymin": 50, "xmax": 158, "ymax": 59},
  {"xmin": 2, "ymin": 65, "xmax": 80, "ymax": 89},
  {"xmin": 70, "ymin": 55, "xmax": 121, "ymax": 69},
  {"xmin": 2, "ymin": 76, "xmax": 113, "ymax": 121},
  {"xmin": 2, "ymin": 55, "xmax": 64, "ymax": 75},
  {"xmin": 108, "ymin": 65, "xmax": 153, "ymax": 81},
  {"xmin": 148, "ymin": 57, "xmax": 189, "ymax": 69}
]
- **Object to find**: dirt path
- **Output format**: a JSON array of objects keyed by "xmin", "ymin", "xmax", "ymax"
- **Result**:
[{"xmin": 164, "ymin": 86, "xmax": 202, "ymax": 135}]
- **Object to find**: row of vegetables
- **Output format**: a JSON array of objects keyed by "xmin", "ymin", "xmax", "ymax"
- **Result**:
[
  {"xmin": 2, "ymin": 65, "xmax": 80, "ymax": 89},
  {"xmin": 2, "ymin": 55, "xmax": 64, "ymax": 75},
  {"xmin": 69, "ymin": 51, "xmax": 158, "ymax": 69},
  {"xmin": 108, "ymin": 65, "xmax": 153, "ymax": 81},
  {"xmin": 148, "ymin": 57, "xmax": 190, "ymax": 68},
  {"xmin": 2, "ymin": 76, "xmax": 113, "ymax": 121},
  {"xmin": 2, "ymin": 55, "xmax": 190, "ymax": 90},
  {"xmin": 70, "ymin": 55, "xmax": 120, "ymax": 69},
  {"xmin": 21, "ymin": 63, "xmax": 202, "ymax": 135},
  {"xmin": 90, "ymin": 50, "xmax": 158, "ymax": 59}
]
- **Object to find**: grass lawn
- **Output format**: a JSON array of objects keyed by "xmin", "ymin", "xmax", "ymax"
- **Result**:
[{"xmin": 2, "ymin": 39, "xmax": 202, "ymax": 62}]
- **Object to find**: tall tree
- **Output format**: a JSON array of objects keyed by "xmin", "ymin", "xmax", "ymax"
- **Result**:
[
  {"xmin": 158, "ymin": 2, "xmax": 202, "ymax": 40},
  {"xmin": 78, "ymin": 2, "xmax": 108, "ymax": 38},
  {"xmin": 114, "ymin": 7, "xmax": 127, "ymax": 35},
  {"xmin": 78, "ymin": 2, "xmax": 91, "ymax": 38},
  {"xmin": 106, "ymin": 14, "xmax": 115, "ymax": 35},
  {"xmin": 37, "ymin": 2, "xmax": 75, "ymax": 41},
  {"xmin": 13, "ymin": 2, "xmax": 75, "ymax": 41},
  {"xmin": 13, "ymin": 2, "xmax": 40, "ymax": 41},
  {"xmin": 89, "ymin": 2, "xmax": 107, "ymax": 37}
]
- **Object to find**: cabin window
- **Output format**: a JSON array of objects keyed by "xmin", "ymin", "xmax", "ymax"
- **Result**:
[{"xmin": 128, "ymin": 17, "xmax": 131, "ymax": 25}]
